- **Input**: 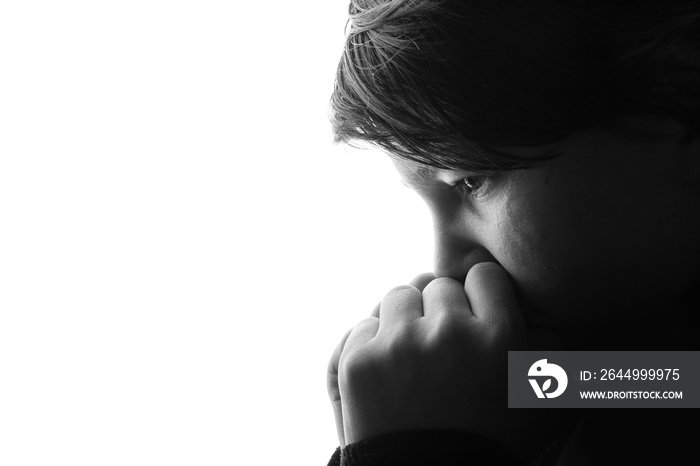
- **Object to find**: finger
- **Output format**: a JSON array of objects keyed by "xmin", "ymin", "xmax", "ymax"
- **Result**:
[
  {"xmin": 408, "ymin": 272, "xmax": 436, "ymax": 292},
  {"xmin": 341, "ymin": 317, "xmax": 380, "ymax": 358},
  {"xmin": 378, "ymin": 285, "xmax": 423, "ymax": 331},
  {"xmin": 328, "ymin": 327, "xmax": 353, "ymax": 398},
  {"xmin": 336, "ymin": 317, "xmax": 379, "ymax": 447},
  {"xmin": 422, "ymin": 276, "xmax": 473, "ymax": 318},
  {"xmin": 371, "ymin": 273, "xmax": 433, "ymax": 319},
  {"xmin": 370, "ymin": 301, "xmax": 380, "ymax": 318},
  {"xmin": 464, "ymin": 262, "xmax": 522, "ymax": 326},
  {"xmin": 327, "ymin": 327, "xmax": 353, "ymax": 447}
]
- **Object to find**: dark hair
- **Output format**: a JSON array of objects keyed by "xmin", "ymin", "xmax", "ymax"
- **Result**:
[{"xmin": 330, "ymin": 0, "xmax": 700, "ymax": 171}]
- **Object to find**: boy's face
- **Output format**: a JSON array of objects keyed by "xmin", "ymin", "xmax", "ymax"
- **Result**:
[{"xmin": 392, "ymin": 120, "xmax": 699, "ymax": 339}]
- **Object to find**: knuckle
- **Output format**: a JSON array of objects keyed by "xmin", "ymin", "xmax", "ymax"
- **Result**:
[
  {"xmin": 384, "ymin": 284, "xmax": 420, "ymax": 299},
  {"xmin": 422, "ymin": 276, "xmax": 459, "ymax": 296},
  {"xmin": 383, "ymin": 323, "xmax": 421, "ymax": 356},
  {"xmin": 380, "ymin": 286, "xmax": 421, "ymax": 313},
  {"xmin": 410, "ymin": 272, "xmax": 435, "ymax": 287},
  {"xmin": 342, "ymin": 324, "xmax": 422, "ymax": 378},
  {"xmin": 339, "ymin": 345, "xmax": 379, "ymax": 384}
]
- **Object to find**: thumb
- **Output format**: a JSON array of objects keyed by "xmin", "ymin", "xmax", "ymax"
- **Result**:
[
  {"xmin": 327, "ymin": 328, "xmax": 352, "ymax": 448},
  {"xmin": 464, "ymin": 262, "xmax": 524, "ymax": 331}
]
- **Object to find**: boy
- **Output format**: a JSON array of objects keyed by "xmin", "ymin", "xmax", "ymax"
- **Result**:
[{"xmin": 327, "ymin": 1, "xmax": 700, "ymax": 464}]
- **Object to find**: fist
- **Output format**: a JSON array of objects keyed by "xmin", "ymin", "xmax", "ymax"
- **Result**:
[{"xmin": 328, "ymin": 262, "xmax": 539, "ymax": 453}]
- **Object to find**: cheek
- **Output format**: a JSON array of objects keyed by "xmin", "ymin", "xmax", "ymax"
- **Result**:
[
  {"xmin": 490, "ymin": 197, "xmax": 552, "ymax": 285},
  {"xmin": 484, "ymin": 174, "xmax": 603, "ymax": 310}
]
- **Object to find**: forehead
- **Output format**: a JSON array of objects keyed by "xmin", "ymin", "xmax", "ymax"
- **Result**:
[
  {"xmin": 390, "ymin": 157, "xmax": 451, "ymax": 188},
  {"xmin": 391, "ymin": 156, "xmax": 431, "ymax": 178},
  {"xmin": 388, "ymin": 140, "xmax": 566, "ymax": 183}
]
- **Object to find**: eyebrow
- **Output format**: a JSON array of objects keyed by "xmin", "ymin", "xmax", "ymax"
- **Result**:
[{"xmin": 400, "ymin": 164, "xmax": 435, "ymax": 189}]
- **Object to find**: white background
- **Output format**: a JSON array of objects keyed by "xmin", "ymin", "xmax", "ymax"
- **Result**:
[{"xmin": 0, "ymin": 2, "xmax": 433, "ymax": 465}]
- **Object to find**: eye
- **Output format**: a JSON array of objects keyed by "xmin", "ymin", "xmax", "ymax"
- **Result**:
[
  {"xmin": 453, "ymin": 174, "xmax": 492, "ymax": 199},
  {"xmin": 463, "ymin": 176, "xmax": 484, "ymax": 192}
]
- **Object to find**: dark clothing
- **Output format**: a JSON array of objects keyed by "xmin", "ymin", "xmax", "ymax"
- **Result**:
[
  {"xmin": 328, "ymin": 283, "xmax": 700, "ymax": 465},
  {"xmin": 328, "ymin": 431, "xmax": 522, "ymax": 466},
  {"xmin": 328, "ymin": 410, "xmax": 699, "ymax": 465}
]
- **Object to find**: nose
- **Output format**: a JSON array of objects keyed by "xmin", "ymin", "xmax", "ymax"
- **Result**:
[{"xmin": 432, "ymin": 215, "xmax": 495, "ymax": 283}]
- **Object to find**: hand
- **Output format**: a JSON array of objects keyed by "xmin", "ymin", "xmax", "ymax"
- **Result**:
[
  {"xmin": 327, "ymin": 272, "xmax": 434, "ymax": 448},
  {"xmin": 327, "ymin": 263, "xmax": 566, "ymax": 460}
]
